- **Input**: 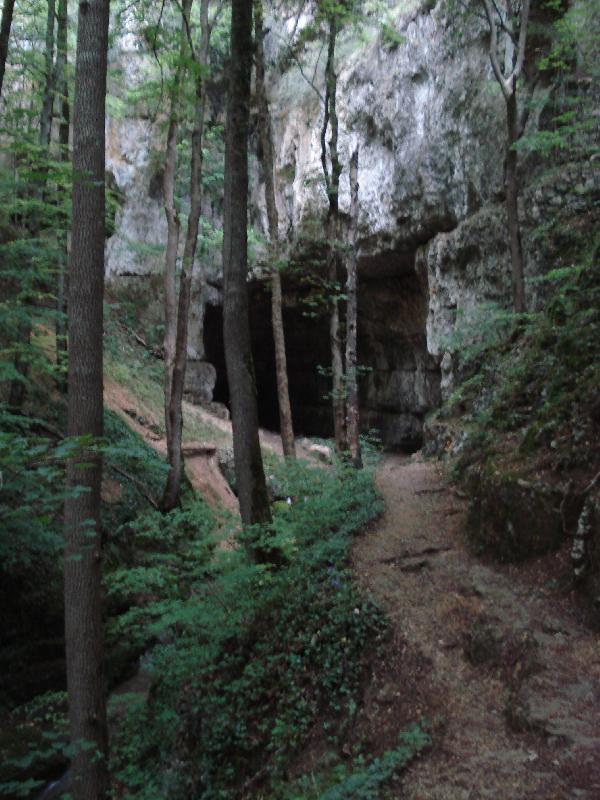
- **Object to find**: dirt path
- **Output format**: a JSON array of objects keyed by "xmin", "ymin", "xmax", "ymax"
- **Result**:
[{"xmin": 353, "ymin": 454, "xmax": 600, "ymax": 799}]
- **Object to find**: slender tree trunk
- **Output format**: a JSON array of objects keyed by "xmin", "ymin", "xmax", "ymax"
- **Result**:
[
  {"xmin": 223, "ymin": 0, "xmax": 271, "ymax": 526},
  {"xmin": 64, "ymin": 2, "xmax": 111, "ymax": 798},
  {"xmin": 480, "ymin": 0, "xmax": 529, "ymax": 313},
  {"xmin": 346, "ymin": 148, "xmax": 361, "ymax": 468},
  {"xmin": 0, "ymin": 0, "xmax": 15, "ymax": 98},
  {"xmin": 162, "ymin": 0, "xmax": 190, "ymax": 447},
  {"xmin": 56, "ymin": 0, "xmax": 70, "ymax": 155},
  {"xmin": 254, "ymin": 0, "xmax": 295, "ymax": 458},
  {"xmin": 322, "ymin": 15, "xmax": 346, "ymax": 453},
  {"xmin": 55, "ymin": 0, "xmax": 70, "ymax": 389},
  {"xmin": 163, "ymin": 0, "xmax": 210, "ymax": 510},
  {"xmin": 505, "ymin": 90, "xmax": 526, "ymax": 313},
  {"xmin": 328, "ymin": 220, "xmax": 346, "ymax": 451},
  {"xmin": 40, "ymin": 0, "xmax": 57, "ymax": 149}
]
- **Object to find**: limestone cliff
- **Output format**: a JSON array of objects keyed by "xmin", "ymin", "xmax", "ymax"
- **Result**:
[{"xmin": 104, "ymin": 0, "xmax": 598, "ymax": 448}]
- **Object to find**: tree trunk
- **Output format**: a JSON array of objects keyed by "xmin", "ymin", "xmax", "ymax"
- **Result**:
[
  {"xmin": 64, "ymin": 2, "xmax": 111, "ymax": 798},
  {"xmin": 254, "ymin": 0, "xmax": 296, "ymax": 458},
  {"xmin": 40, "ymin": 0, "xmax": 57, "ymax": 149},
  {"xmin": 162, "ymin": 0, "xmax": 190, "ymax": 447},
  {"xmin": 0, "ymin": 0, "xmax": 15, "ymax": 98},
  {"xmin": 223, "ymin": 0, "xmax": 271, "ymax": 526},
  {"xmin": 322, "ymin": 15, "xmax": 346, "ymax": 453},
  {"xmin": 345, "ymin": 148, "xmax": 362, "ymax": 468},
  {"xmin": 55, "ymin": 0, "xmax": 70, "ymax": 157},
  {"xmin": 328, "ymin": 219, "xmax": 346, "ymax": 452},
  {"xmin": 505, "ymin": 90, "xmax": 526, "ymax": 314},
  {"xmin": 55, "ymin": 0, "xmax": 70, "ymax": 390},
  {"xmin": 162, "ymin": 0, "xmax": 210, "ymax": 510}
]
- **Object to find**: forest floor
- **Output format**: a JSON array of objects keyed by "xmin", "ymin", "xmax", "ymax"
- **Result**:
[
  {"xmin": 103, "ymin": 371, "xmax": 600, "ymax": 798},
  {"xmin": 352, "ymin": 453, "xmax": 600, "ymax": 799}
]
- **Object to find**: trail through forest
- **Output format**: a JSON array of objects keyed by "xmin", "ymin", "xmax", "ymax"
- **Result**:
[
  {"xmin": 103, "ymin": 388, "xmax": 599, "ymax": 797},
  {"xmin": 353, "ymin": 454, "xmax": 600, "ymax": 800}
]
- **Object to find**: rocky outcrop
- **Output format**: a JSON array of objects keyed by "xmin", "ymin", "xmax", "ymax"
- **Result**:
[{"xmin": 104, "ymin": 1, "xmax": 597, "ymax": 447}]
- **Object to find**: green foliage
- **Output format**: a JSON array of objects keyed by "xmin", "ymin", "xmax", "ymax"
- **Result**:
[
  {"xmin": 379, "ymin": 22, "xmax": 404, "ymax": 50},
  {"xmin": 109, "ymin": 456, "xmax": 388, "ymax": 799},
  {"xmin": 0, "ymin": 411, "xmax": 67, "ymax": 569},
  {"xmin": 447, "ymin": 246, "xmax": 600, "ymax": 473},
  {"xmin": 277, "ymin": 723, "xmax": 430, "ymax": 799},
  {"xmin": 0, "ymin": 691, "xmax": 68, "ymax": 798},
  {"xmin": 519, "ymin": 0, "xmax": 598, "ymax": 163}
]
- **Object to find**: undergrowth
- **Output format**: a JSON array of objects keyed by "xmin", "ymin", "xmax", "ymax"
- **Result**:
[
  {"xmin": 444, "ymin": 245, "xmax": 600, "ymax": 477},
  {"xmin": 107, "ymin": 453, "xmax": 419, "ymax": 800}
]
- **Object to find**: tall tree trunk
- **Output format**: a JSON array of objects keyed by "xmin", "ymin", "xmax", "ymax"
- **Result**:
[
  {"xmin": 55, "ymin": 0, "xmax": 70, "ymax": 157},
  {"xmin": 505, "ymin": 90, "xmax": 526, "ymax": 314},
  {"xmin": 345, "ymin": 148, "xmax": 362, "ymax": 468},
  {"xmin": 328, "ymin": 220, "xmax": 345, "ymax": 452},
  {"xmin": 162, "ymin": 0, "xmax": 210, "ymax": 510},
  {"xmin": 223, "ymin": 0, "xmax": 271, "ymax": 526},
  {"xmin": 321, "ymin": 15, "xmax": 346, "ymax": 453},
  {"xmin": 480, "ymin": 0, "xmax": 529, "ymax": 313},
  {"xmin": 254, "ymin": 0, "xmax": 296, "ymax": 458},
  {"xmin": 64, "ymin": 2, "xmax": 111, "ymax": 798},
  {"xmin": 40, "ymin": 0, "xmax": 57, "ymax": 149},
  {"xmin": 162, "ymin": 0, "xmax": 190, "ymax": 447},
  {"xmin": 55, "ymin": 0, "xmax": 70, "ymax": 389},
  {"xmin": 0, "ymin": 0, "xmax": 15, "ymax": 98}
]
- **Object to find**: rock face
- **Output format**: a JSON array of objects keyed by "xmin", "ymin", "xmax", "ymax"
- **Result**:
[{"xmin": 104, "ymin": 1, "xmax": 590, "ymax": 448}]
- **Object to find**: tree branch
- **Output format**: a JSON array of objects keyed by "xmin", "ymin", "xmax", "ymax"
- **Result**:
[{"xmin": 481, "ymin": 0, "xmax": 512, "ymax": 100}]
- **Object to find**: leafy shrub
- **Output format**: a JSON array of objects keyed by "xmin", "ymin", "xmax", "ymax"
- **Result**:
[
  {"xmin": 446, "ymin": 247, "xmax": 600, "ymax": 475},
  {"xmin": 110, "ymin": 455, "xmax": 389, "ymax": 799}
]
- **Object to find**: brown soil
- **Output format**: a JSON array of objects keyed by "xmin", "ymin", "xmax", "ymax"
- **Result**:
[
  {"xmin": 352, "ymin": 453, "xmax": 600, "ymax": 800},
  {"xmin": 104, "ymin": 379, "xmax": 316, "ymax": 516}
]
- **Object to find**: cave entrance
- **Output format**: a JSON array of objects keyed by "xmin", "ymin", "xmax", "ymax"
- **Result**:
[
  {"xmin": 203, "ymin": 265, "xmax": 441, "ymax": 451},
  {"xmin": 203, "ymin": 293, "xmax": 333, "ymax": 438}
]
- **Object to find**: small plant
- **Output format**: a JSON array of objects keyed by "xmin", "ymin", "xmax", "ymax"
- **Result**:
[{"xmin": 277, "ymin": 723, "xmax": 431, "ymax": 800}]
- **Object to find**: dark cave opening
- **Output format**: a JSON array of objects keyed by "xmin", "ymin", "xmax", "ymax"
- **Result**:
[
  {"xmin": 203, "ymin": 295, "xmax": 334, "ymax": 438},
  {"xmin": 203, "ymin": 267, "xmax": 441, "ymax": 451}
]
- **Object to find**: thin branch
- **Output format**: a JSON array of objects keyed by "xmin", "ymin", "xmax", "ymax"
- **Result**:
[
  {"xmin": 148, "ymin": 0, "xmax": 167, "ymax": 120},
  {"xmin": 174, "ymin": 0, "xmax": 197, "ymax": 61},
  {"xmin": 584, "ymin": 470, "xmax": 600, "ymax": 496},
  {"xmin": 311, "ymin": 38, "xmax": 325, "ymax": 92},
  {"xmin": 512, "ymin": 0, "xmax": 530, "ymax": 82},
  {"xmin": 481, "ymin": 0, "xmax": 512, "ymax": 100},
  {"xmin": 289, "ymin": 47, "xmax": 324, "ymax": 103},
  {"xmin": 110, "ymin": 464, "xmax": 159, "ymax": 509}
]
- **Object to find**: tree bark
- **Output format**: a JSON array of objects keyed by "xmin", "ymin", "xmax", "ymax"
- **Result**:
[
  {"xmin": 40, "ymin": 0, "xmax": 57, "ymax": 149},
  {"xmin": 55, "ymin": 0, "xmax": 70, "ymax": 389},
  {"xmin": 162, "ymin": 0, "xmax": 211, "ymax": 510},
  {"xmin": 223, "ymin": 0, "xmax": 271, "ymax": 526},
  {"xmin": 505, "ymin": 89, "xmax": 526, "ymax": 313},
  {"xmin": 162, "ymin": 0, "xmax": 190, "ymax": 448},
  {"xmin": 254, "ymin": 0, "xmax": 296, "ymax": 458},
  {"xmin": 0, "ymin": 0, "xmax": 15, "ymax": 98},
  {"xmin": 322, "ymin": 15, "xmax": 346, "ymax": 453},
  {"xmin": 64, "ymin": 2, "xmax": 111, "ymax": 798},
  {"xmin": 345, "ymin": 148, "xmax": 362, "ymax": 468},
  {"xmin": 481, "ymin": 0, "xmax": 530, "ymax": 313}
]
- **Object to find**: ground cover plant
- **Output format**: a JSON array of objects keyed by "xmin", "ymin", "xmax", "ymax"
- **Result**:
[{"xmin": 107, "ymin": 451, "xmax": 422, "ymax": 800}]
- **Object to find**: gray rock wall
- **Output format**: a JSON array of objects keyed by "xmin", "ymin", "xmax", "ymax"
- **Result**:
[{"xmin": 104, "ymin": 0, "xmax": 595, "ymax": 446}]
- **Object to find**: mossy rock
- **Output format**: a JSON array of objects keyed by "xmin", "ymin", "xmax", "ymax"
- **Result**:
[{"xmin": 465, "ymin": 467, "xmax": 566, "ymax": 562}]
